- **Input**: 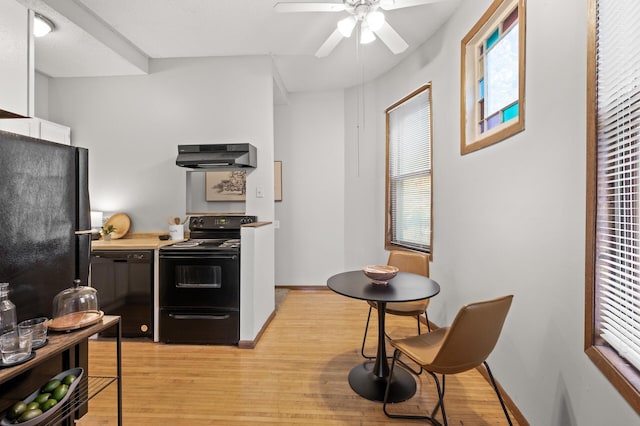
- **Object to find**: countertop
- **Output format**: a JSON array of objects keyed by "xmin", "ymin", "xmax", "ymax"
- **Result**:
[
  {"xmin": 92, "ymin": 233, "xmax": 183, "ymax": 250},
  {"xmin": 243, "ymin": 221, "xmax": 272, "ymax": 228},
  {"xmin": 91, "ymin": 223, "xmax": 272, "ymax": 250}
]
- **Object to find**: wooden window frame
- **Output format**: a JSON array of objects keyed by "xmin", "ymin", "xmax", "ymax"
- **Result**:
[
  {"xmin": 385, "ymin": 84, "xmax": 433, "ymax": 255},
  {"xmin": 460, "ymin": 0, "xmax": 526, "ymax": 155},
  {"xmin": 585, "ymin": 0, "xmax": 640, "ymax": 414}
]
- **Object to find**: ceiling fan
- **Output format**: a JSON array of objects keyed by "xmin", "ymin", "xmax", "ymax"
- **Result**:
[{"xmin": 274, "ymin": 0, "xmax": 452, "ymax": 57}]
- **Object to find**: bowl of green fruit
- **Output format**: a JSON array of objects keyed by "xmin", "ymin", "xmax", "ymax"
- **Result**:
[{"xmin": 2, "ymin": 368, "xmax": 83, "ymax": 425}]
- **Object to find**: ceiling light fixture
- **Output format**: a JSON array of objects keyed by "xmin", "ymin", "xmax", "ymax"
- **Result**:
[
  {"xmin": 360, "ymin": 22, "xmax": 376, "ymax": 44},
  {"xmin": 337, "ymin": 5, "xmax": 383, "ymax": 45},
  {"xmin": 365, "ymin": 10, "xmax": 385, "ymax": 32},
  {"xmin": 275, "ymin": 0, "xmax": 418, "ymax": 57},
  {"xmin": 34, "ymin": 13, "xmax": 55, "ymax": 38},
  {"xmin": 338, "ymin": 16, "xmax": 357, "ymax": 37}
]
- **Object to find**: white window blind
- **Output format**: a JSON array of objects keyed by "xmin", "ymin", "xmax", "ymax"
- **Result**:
[
  {"xmin": 595, "ymin": 0, "xmax": 640, "ymax": 371},
  {"xmin": 387, "ymin": 86, "xmax": 432, "ymax": 252}
]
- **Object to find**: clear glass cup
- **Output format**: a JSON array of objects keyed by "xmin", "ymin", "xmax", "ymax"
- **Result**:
[
  {"xmin": 18, "ymin": 317, "xmax": 48, "ymax": 348},
  {"xmin": 0, "ymin": 329, "xmax": 32, "ymax": 364}
]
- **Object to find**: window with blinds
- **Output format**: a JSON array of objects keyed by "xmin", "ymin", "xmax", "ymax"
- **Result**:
[
  {"xmin": 385, "ymin": 84, "xmax": 432, "ymax": 254},
  {"xmin": 586, "ymin": 0, "xmax": 640, "ymax": 412}
]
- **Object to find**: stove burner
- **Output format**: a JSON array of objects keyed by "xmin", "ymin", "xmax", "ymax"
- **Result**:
[
  {"xmin": 219, "ymin": 239, "xmax": 241, "ymax": 248},
  {"xmin": 161, "ymin": 215, "xmax": 255, "ymax": 253},
  {"xmin": 171, "ymin": 241, "xmax": 202, "ymax": 248}
]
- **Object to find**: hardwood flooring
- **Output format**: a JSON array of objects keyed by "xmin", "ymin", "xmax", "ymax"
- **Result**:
[{"xmin": 76, "ymin": 289, "xmax": 524, "ymax": 425}]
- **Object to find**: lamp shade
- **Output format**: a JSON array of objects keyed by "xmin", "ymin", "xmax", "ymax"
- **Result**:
[
  {"xmin": 90, "ymin": 211, "xmax": 104, "ymax": 228},
  {"xmin": 34, "ymin": 13, "xmax": 54, "ymax": 37},
  {"xmin": 366, "ymin": 10, "xmax": 385, "ymax": 32},
  {"xmin": 338, "ymin": 16, "xmax": 357, "ymax": 37},
  {"xmin": 360, "ymin": 22, "xmax": 376, "ymax": 44}
]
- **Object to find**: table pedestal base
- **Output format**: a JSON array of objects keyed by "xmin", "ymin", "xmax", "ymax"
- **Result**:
[{"xmin": 348, "ymin": 362, "xmax": 416, "ymax": 402}]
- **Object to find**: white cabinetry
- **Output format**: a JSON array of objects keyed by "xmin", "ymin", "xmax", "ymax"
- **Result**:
[
  {"xmin": 0, "ymin": 0, "xmax": 30, "ymax": 117},
  {"xmin": 39, "ymin": 119, "xmax": 71, "ymax": 145},
  {"xmin": 0, "ymin": 118, "xmax": 71, "ymax": 145},
  {"xmin": 0, "ymin": 119, "xmax": 37, "ymax": 138}
]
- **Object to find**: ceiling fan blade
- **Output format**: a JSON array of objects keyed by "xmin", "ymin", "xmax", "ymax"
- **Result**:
[
  {"xmin": 274, "ymin": 2, "xmax": 346, "ymax": 13},
  {"xmin": 380, "ymin": 0, "xmax": 451, "ymax": 11},
  {"xmin": 315, "ymin": 28, "xmax": 344, "ymax": 58},
  {"xmin": 374, "ymin": 21, "xmax": 409, "ymax": 54}
]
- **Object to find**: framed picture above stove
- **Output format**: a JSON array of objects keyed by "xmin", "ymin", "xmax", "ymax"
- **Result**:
[{"xmin": 205, "ymin": 171, "xmax": 246, "ymax": 201}]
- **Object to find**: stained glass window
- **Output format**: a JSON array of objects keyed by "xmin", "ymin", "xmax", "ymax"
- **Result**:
[
  {"xmin": 461, "ymin": 0, "xmax": 525, "ymax": 154},
  {"xmin": 477, "ymin": 8, "xmax": 519, "ymax": 136}
]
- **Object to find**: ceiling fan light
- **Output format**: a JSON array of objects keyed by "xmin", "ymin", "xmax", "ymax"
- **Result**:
[
  {"xmin": 366, "ymin": 10, "xmax": 385, "ymax": 32},
  {"xmin": 337, "ymin": 16, "xmax": 357, "ymax": 38},
  {"xmin": 360, "ymin": 23, "xmax": 376, "ymax": 44},
  {"xmin": 34, "ymin": 13, "xmax": 54, "ymax": 38}
]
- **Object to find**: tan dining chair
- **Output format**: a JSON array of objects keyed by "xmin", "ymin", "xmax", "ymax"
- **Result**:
[
  {"xmin": 382, "ymin": 294, "xmax": 514, "ymax": 425},
  {"xmin": 361, "ymin": 250, "xmax": 431, "ymax": 360}
]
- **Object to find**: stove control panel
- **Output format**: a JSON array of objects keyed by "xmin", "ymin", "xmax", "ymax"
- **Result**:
[{"xmin": 189, "ymin": 215, "xmax": 257, "ymax": 230}]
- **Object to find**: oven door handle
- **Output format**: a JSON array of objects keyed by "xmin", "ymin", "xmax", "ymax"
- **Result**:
[
  {"xmin": 160, "ymin": 254, "xmax": 238, "ymax": 260},
  {"xmin": 169, "ymin": 313, "xmax": 230, "ymax": 320},
  {"xmin": 176, "ymin": 283, "xmax": 222, "ymax": 289}
]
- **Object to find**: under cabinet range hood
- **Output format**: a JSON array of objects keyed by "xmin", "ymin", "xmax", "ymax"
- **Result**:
[{"xmin": 176, "ymin": 143, "xmax": 257, "ymax": 169}]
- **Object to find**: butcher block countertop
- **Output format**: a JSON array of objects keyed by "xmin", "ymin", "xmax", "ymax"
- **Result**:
[
  {"xmin": 243, "ymin": 221, "xmax": 272, "ymax": 228},
  {"xmin": 91, "ymin": 223, "xmax": 272, "ymax": 251},
  {"xmin": 92, "ymin": 233, "xmax": 183, "ymax": 250}
]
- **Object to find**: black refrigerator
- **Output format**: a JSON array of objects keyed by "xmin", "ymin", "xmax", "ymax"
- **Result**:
[{"xmin": 0, "ymin": 129, "xmax": 91, "ymax": 322}]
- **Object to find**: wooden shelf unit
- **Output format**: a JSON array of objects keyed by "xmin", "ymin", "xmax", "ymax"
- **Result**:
[{"xmin": 0, "ymin": 315, "xmax": 121, "ymax": 426}]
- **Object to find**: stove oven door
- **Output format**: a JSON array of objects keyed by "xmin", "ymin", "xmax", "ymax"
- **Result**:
[{"xmin": 159, "ymin": 251, "xmax": 239, "ymax": 309}]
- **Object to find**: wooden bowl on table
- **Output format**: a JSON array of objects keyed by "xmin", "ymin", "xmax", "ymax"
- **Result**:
[{"xmin": 362, "ymin": 265, "xmax": 399, "ymax": 285}]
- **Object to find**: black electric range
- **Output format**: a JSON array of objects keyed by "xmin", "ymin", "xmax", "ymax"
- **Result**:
[{"xmin": 158, "ymin": 215, "xmax": 256, "ymax": 344}]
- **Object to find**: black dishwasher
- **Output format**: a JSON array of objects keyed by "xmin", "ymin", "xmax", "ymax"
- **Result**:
[{"xmin": 90, "ymin": 250, "xmax": 153, "ymax": 338}]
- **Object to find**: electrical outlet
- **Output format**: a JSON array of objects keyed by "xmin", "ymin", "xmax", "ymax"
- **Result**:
[{"xmin": 256, "ymin": 186, "xmax": 264, "ymax": 198}]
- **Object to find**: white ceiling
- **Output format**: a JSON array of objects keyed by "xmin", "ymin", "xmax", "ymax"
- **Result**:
[{"xmin": 18, "ymin": 0, "xmax": 461, "ymax": 93}]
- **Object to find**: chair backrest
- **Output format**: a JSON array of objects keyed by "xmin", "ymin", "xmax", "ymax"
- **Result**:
[
  {"xmin": 428, "ymin": 295, "xmax": 513, "ymax": 374},
  {"xmin": 387, "ymin": 250, "xmax": 429, "ymax": 277}
]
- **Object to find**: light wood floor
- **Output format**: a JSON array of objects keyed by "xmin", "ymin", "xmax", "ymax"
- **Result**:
[{"xmin": 76, "ymin": 289, "xmax": 523, "ymax": 425}]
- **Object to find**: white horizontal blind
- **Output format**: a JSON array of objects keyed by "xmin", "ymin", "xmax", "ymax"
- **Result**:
[
  {"xmin": 595, "ymin": 0, "xmax": 640, "ymax": 371},
  {"xmin": 388, "ymin": 87, "xmax": 431, "ymax": 252}
]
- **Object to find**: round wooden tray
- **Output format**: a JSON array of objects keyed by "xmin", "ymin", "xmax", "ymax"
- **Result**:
[
  {"xmin": 104, "ymin": 212, "xmax": 131, "ymax": 239},
  {"xmin": 48, "ymin": 310, "xmax": 104, "ymax": 331}
]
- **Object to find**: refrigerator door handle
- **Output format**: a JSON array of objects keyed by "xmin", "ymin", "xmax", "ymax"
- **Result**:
[{"xmin": 75, "ymin": 229, "xmax": 98, "ymax": 235}]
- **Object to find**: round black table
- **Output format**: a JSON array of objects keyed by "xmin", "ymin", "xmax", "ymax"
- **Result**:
[{"xmin": 327, "ymin": 270, "xmax": 440, "ymax": 403}]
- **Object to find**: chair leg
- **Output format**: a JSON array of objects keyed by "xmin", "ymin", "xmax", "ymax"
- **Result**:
[
  {"xmin": 483, "ymin": 361, "xmax": 513, "ymax": 426},
  {"xmin": 360, "ymin": 305, "xmax": 376, "ymax": 359},
  {"xmin": 383, "ymin": 350, "xmax": 442, "ymax": 425},
  {"xmin": 429, "ymin": 373, "xmax": 447, "ymax": 425},
  {"xmin": 424, "ymin": 309, "xmax": 432, "ymax": 332},
  {"xmin": 364, "ymin": 304, "xmax": 431, "ymax": 360},
  {"xmin": 387, "ymin": 314, "xmax": 425, "ymax": 376}
]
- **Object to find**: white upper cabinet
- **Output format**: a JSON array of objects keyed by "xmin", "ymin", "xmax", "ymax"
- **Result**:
[
  {"xmin": 0, "ymin": 0, "xmax": 30, "ymax": 117},
  {"xmin": 0, "ymin": 118, "xmax": 71, "ymax": 145},
  {"xmin": 39, "ymin": 119, "xmax": 71, "ymax": 145}
]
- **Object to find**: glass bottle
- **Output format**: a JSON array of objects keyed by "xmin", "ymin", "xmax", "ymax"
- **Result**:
[{"xmin": 0, "ymin": 283, "xmax": 17, "ymax": 335}]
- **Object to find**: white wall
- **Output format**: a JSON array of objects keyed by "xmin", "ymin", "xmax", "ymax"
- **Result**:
[
  {"xmin": 343, "ymin": 81, "xmax": 389, "ymax": 270},
  {"xmin": 274, "ymin": 91, "xmax": 346, "ymax": 285},
  {"xmin": 343, "ymin": 0, "xmax": 639, "ymax": 424},
  {"xmin": 241, "ymin": 224, "xmax": 275, "ymax": 341},
  {"xmin": 34, "ymin": 71, "xmax": 49, "ymax": 119},
  {"xmin": 47, "ymin": 56, "xmax": 275, "ymax": 231},
  {"xmin": 0, "ymin": 0, "xmax": 30, "ymax": 117}
]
